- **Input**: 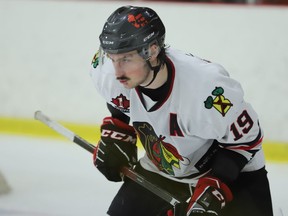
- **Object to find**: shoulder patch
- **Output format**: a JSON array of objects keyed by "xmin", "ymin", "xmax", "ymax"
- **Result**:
[
  {"xmin": 204, "ymin": 87, "xmax": 233, "ymax": 117},
  {"xmin": 91, "ymin": 51, "xmax": 100, "ymax": 68}
]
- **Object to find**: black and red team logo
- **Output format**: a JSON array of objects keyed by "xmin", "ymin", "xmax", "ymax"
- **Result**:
[
  {"xmin": 133, "ymin": 122, "xmax": 189, "ymax": 176},
  {"xmin": 111, "ymin": 94, "xmax": 130, "ymax": 113},
  {"xmin": 127, "ymin": 13, "xmax": 148, "ymax": 28}
]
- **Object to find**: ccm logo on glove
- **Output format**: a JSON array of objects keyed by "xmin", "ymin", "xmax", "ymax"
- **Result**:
[{"xmin": 101, "ymin": 129, "xmax": 137, "ymax": 143}]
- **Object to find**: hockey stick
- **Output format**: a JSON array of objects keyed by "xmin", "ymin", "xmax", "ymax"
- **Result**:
[{"xmin": 34, "ymin": 111, "xmax": 181, "ymax": 209}]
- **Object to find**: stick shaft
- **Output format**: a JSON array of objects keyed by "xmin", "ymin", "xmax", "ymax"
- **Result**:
[
  {"xmin": 34, "ymin": 111, "xmax": 95, "ymax": 153},
  {"xmin": 34, "ymin": 111, "xmax": 180, "ymax": 207}
]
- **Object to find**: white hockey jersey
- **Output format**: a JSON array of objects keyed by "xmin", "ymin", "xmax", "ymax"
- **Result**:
[{"xmin": 90, "ymin": 47, "xmax": 265, "ymax": 184}]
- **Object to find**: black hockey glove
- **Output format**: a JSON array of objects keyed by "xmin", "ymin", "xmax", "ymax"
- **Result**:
[
  {"xmin": 93, "ymin": 117, "xmax": 137, "ymax": 182},
  {"xmin": 186, "ymin": 176, "xmax": 233, "ymax": 216}
]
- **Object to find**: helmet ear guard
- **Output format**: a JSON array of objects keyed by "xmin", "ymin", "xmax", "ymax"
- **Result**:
[{"xmin": 138, "ymin": 39, "xmax": 161, "ymax": 61}]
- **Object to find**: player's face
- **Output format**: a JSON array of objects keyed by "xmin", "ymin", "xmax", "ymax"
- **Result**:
[{"xmin": 108, "ymin": 51, "xmax": 151, "ymax": 89}]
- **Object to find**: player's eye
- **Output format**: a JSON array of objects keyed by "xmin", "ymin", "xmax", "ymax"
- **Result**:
[{"xmin": 122, "ymin": 57, "xmax": 131, "ymax": 63}]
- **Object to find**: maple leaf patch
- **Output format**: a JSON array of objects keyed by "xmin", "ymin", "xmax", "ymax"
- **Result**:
[{"xmin": 111, "ymin": 94, "xmax": 130, "ymax": 113}]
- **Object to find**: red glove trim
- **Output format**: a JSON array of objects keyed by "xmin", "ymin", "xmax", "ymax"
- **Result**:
[
  {"xmin": 192, "ymin": 176, "xmax": 233, "ymax": 203},
  {"xmin": 102, "ymin": 117, "xmax": 135, "ymax": 133}
]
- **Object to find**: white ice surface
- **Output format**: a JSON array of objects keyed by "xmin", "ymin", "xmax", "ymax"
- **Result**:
[{"xmin": 0, "ymin": 135, "xmax": 287, "ymax": 216}]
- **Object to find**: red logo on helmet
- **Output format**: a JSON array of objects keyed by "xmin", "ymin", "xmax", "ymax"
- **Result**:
[{"xmin": 128, "ymin": 13, "xmax": 148, "ymax": 28}]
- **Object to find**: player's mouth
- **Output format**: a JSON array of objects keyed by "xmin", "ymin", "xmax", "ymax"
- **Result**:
[{"xmin": 117, "ymin": 77, "xmax": 129, "ymax": 84}]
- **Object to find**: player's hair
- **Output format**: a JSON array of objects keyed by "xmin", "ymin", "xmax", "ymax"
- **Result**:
[{"xmin": 99, "ymin": 5, "xmax": 166, "ymax": 62}]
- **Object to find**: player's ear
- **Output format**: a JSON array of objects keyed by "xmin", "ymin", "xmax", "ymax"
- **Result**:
[{"xmin": 148, "ymin": 44, "xmax": 160, "ymax": 63}]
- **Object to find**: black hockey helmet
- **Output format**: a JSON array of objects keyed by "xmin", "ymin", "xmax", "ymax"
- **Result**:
[{"xmin": 99, "ymin": 5, "xmax": 166, "ymax": 59}]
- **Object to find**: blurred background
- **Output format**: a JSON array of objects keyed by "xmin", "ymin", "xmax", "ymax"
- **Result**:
[{"xmin": 0, "ymin": 0, "xmax": 288, "ymax": 215}]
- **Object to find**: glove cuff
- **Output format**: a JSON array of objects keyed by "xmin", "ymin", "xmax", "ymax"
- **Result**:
[
  {"xmin": 102, "ymin": 117, "xmax": 135, "ymax": 133},
  {"xmin": 101, "ymin": 117, "xmax": 137, "ymax": 145}
]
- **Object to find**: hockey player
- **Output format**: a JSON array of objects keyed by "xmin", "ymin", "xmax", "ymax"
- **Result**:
[{"xmin": 90, "ymin": 5, "xmax": 274, "ymax": 216}]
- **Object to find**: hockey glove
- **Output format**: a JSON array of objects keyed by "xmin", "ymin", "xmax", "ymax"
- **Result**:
[
  {"xmin": 93, "ymin": 117, "xmax": 137, "ymax": 182},
  {"xmin": 186, "ymin": 176, "xmax": 233, "ymax": 216}
]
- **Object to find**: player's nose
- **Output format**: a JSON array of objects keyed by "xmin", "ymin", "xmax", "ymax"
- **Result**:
[{"xmin": 114, "ymin": 65, "xmax": 125, "ymax": 77}]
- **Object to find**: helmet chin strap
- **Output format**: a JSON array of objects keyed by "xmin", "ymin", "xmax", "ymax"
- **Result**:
[{"xmin": 141, "ymin": 60, "xmax": 162, "ymax": 88}]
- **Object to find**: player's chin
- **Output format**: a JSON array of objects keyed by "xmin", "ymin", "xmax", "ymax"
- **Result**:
[
  {"xmin": 121, "ymin": 81, "xmax": 134, "ymax": 89},
  {"xmin": 120, "ymin": 79, "xmax": 142, "ymax": 89}
]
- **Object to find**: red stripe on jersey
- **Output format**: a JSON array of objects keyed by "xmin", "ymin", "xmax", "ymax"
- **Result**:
[{"xmin": 226, "ymin": 136, "xmax": 263, "ymax": 151}]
